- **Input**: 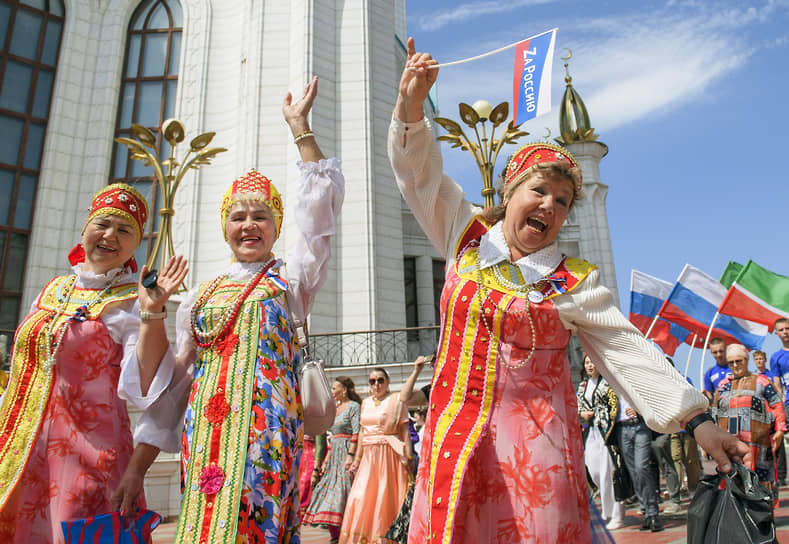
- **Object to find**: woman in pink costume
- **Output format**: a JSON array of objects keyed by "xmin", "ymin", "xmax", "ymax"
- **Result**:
[
  {"xmin": 340, "ymin": 368, "xmax": 413, "ymax": 544},
  {"xmin": 388, "ymin": 38, "xmax": 751, "ymax": 543},
  {"xmin": 0, "ymin": 184, "xmax": 186, "ymax": 543}
]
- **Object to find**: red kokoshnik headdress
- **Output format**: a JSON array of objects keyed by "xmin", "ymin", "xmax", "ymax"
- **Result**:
[
  {"xmin": 220, "ymin": 169, "xmax": 284, "ymax": 238},
  {"xmin": 68, "ymin": 183, "xmax": 149, "ymax": 272},
  {"xmin": 504, "ymin": 142, "xmax": 582, "ymax": 194}
]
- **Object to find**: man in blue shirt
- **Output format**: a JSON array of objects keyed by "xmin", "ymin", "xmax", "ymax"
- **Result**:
[
  {"xmin": 703, "ymin": 338, "xmax": 729, "ymax": 402},
  {"xmin": 769, "ymin": 318, "xmax": 789, "ymax": 485}
]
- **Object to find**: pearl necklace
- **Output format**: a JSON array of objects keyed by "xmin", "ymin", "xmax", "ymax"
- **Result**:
[
  {"xmin": 475, "ymin": 254, "xmax": 539, "ymax": 370},
  {"xmin": 190, "ymin": 258, "xmax": 275, "ymax": 348},
  {"xmin": 42, "ymin": 273, "xmax": 122, "ymax": 373}
]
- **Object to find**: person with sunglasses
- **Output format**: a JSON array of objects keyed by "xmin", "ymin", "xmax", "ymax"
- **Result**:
[{"xmin": 339, "ymin": 368, "xmax": 412, "ymax": 543}]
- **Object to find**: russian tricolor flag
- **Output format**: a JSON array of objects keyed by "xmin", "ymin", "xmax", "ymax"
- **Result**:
[
  {"xmin": 629, "ymin": 270, "xmax": 696, "ymax": 356},
  {"xmin": 658, "ymin": 264, "xmax": 767, "ymax": 350},
  {"xmin": 512, "ymin": 29, "xmax": 557, "ymax": 125}
]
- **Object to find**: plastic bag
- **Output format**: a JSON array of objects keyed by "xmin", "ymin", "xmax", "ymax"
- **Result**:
[{"xmin": 687, "ymin": 462, "xmax": 776, "ymax": 544}]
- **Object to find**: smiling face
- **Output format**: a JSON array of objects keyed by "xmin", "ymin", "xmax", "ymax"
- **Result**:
[
  {"xmin": 80, "ymin": 215, "xmax": 138, "ymax": 274},
  {"xmin": 727, "ymin": 354, "xmax": 749, "ymax": 379},
  {"xmin": 500, "ymin": 172, "xmax": 573, "ymax": 261},
  {"xmin": 224, "ymin": 201, "xmax": 277, "ymax": 263}
]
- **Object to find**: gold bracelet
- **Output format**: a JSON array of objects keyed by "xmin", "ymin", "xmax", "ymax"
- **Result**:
[
  {"xmin": 293, "ymin": 130, "xmax": 314, "ymax": 143},
  {"xmin": 140, "ymin": 307, "xmax": 168, "ymax": 322}
]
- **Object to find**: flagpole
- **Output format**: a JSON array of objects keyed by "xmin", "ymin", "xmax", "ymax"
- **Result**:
[
  {"xmin": 684, "ymin": 334, "xmax": 697, "ymax": 379},
  {"xmin": 698, "ymin": 312, "xmax": 721, "ymax": 390},
  {"xmin": 408, "ymin": 28, "xmax": 559, "ymax": 69},
  {"xmin": 644, "ymin": 314, "xmax": 660, "ymax": 339}
]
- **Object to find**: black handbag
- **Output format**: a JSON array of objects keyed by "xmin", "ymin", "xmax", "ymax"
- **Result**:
[
  {"xmin": 607, "ymin": 445, "xmax": 633, "ymax": 502},
  {"xmin": 687, "ymin": 461, "xmax": 776, "ymax": 544}
]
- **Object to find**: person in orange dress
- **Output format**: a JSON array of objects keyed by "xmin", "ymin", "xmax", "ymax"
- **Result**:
[
  {"xmin": 340, "ymin": 368, "xmax": 412, "ymax": 544},
  {"xmin": 388, "ymin": 37, "xmax": 751, "ymax": 543},
  {"xmin": 0, "ymin": 184, "xmax": 187, "ymax": 543}
]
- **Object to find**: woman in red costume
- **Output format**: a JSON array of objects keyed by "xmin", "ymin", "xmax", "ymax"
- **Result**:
[
  {"xmin": 388, "ymin": 38, "xmax": 751, "ymax": 543},
  {"xmin": 0, "ymin": 184, "xmax": 187, "ymax": 543}
]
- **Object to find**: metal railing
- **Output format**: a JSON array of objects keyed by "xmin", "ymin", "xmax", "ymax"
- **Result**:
[{"xmin": 310, "ymin": 326, "xmax": 440, "ymax": 367}]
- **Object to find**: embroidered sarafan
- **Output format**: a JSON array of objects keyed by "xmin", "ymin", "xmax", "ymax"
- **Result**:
[
  {"xmin": 409, "ymin": 216, "xmax": 597, "ymax": 544},
  {"xmin": 175, "ymin": 271, "xmax": 303, "ymax": 544}
]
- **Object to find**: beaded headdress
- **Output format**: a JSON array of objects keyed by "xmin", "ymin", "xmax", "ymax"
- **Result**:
[
  {"xmin": 69, "ymin": 183, "xmax": 149, "ymax": 272},
  {"xmin": 504, "ymin": 142, "xmax": 582, "ymax": 194},
  {"xmin": 83, "ymin": 183, "xmax": 149, "ymax": 242},
  {"xmin": 220, "ymin": 169, "xmax": 284, "ymax": 238}
]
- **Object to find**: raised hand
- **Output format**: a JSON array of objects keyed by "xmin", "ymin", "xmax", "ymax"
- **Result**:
[
  {"xmin": 283, "ymin": 75, "xmax": 318, "ymax": 134},
  {"xmin": 138, "ymin": 255, "xmax": 188, "ymax": 313},
  {"xmin": 395, "ymin": 37, "xmax": 439, "ymax": 123}
]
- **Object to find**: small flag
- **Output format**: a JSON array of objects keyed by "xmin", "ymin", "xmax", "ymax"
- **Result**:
[
  {"xmin": 719, "ymin": 261, "xmax": 744, "ymax": 289},
  {"xmin": 512, "ymin": 29, "xmax": 557, "ymax": 125},
  {"xmin": 719, "ymin": 260, "xmax": 789, "ymax": 331},
  {"xmin": 658, "ymin": 264, "xmax": 767, "ymax": 350},
  {"xmin": 629, "ymin": 269, "xmax": 696, "ymax": 356}
]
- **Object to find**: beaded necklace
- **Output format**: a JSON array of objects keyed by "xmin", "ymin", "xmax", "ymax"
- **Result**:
[
  {"xmin": 190, "ymin": 258, "xmax": 275, "ymax": 349},
  {"xmin": 475, "ymin": 253, "xmax": 542, "ymax": 370},
  {"xmin": 42, "ymin": 272, "xmax": 123, "ymax": 373}
]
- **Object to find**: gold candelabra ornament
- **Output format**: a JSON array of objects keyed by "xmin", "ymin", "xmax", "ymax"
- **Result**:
[
  {"xmin": 434, "ymin": 100, "xmax": 529, "ymax": 209},
  {"xmin": 115, "ymin": 120, "xmax": 227, "ymax": 270}
]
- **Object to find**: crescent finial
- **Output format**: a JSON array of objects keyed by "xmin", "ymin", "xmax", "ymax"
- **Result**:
[
  {"xmin": 543, "ymin": 127, "xmax": 552, "ymax": 140},
  {"xmin": 561, "ymin": 48, "xmax": 572, "ymax": 62}
]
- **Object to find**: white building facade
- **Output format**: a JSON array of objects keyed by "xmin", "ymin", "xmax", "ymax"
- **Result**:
[{"xmin": 0, "ymin": 0, "xmax": 617, "ymax": 516}]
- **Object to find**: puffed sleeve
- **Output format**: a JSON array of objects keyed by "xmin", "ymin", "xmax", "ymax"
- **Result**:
[
  {"xmin": 285, "ymin": 157, "xmax": 345, "ymax": 323},
  {"xmin": 554, "ymin": 268, "xmax": 708, "ymax": 434},
  {"xmin": 132, "ymin": 288, "xmax": 198, "ymax": 451},
  {"xmin": 107, "ymin": 299, "xmax": 175, "ymax": 410},
  {"xmin": 387, "ymin": 116, "xmax": 477, "ymax": 258}
]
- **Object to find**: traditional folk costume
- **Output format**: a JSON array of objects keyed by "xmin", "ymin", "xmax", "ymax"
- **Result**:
[
  {"xmin": 303, "ymin": 401, "xmax": 360, "ymax": 530},
  {"xmin": 0, "ymin": 185, "xmax": 175, "ymax": 543},
  {"xmin": 713, "ymin": 345, "xmax": 787, "ymax": 501},
  {"xmin": 388, "ymin": 117, "xmax": 709, "ymax": 543},
  {"xmin": 576, "ymin": 375, "xmax": 623, "ymax": 524},
  {"xmin": 138, "ymin": 161, "xmax": 344, "ymax": 544},
  {"xmin": 339, "ymin": 394, "xmax": 409, "ymax": 544}
]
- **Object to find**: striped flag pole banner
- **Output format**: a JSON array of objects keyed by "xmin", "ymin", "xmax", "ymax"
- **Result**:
[
  {"xmin": 512, "ymin": 28, "xmax": 557, "ymax": 125},
  {"xmin": 719, "ymin": 260, "xmax": 789, "ymax": 331},
  {"xmin": 656, "ymin": 264, "xmax": 768, "ymax": 387},
  {"xmin": 629, "ymin": 269, "xmax": 698, "ymax": 357}
]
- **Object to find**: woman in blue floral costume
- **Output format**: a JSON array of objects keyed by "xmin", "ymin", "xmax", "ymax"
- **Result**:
[
  {"xmin": 140, "ymin": 76, "xmax": 344, "ymax": 544},
  {"xmin": 304, "ymin": 376, "xmax": 362, "ymax": 543}
]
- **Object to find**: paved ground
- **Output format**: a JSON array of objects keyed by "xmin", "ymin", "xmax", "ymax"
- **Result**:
[{"xmin": 152, "ymin": 464, "xmax": 789, "ymax": 543}]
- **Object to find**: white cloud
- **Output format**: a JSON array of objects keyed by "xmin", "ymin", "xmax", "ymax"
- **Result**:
[
  {"xmin": 417, "ymin": 0, "xmax": 557, "ymax": 32},
  {"xmin": 429, "ymin": 2, "xmax": 784, "ymax": 140}
]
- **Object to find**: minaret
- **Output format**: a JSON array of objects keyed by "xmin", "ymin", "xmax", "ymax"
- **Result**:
[{"xmin": 555, "ymin": 53, "xmax": 619, "ymax": 307}]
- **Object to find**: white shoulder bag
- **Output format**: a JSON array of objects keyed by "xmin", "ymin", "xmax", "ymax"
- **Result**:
[{"xmin": 285, "ymin": 290, "xmax": 335, "ymax": 436}]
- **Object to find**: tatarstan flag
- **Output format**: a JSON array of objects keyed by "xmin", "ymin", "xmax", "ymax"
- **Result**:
[{"xmin": 719, "ymin": 260, "xmax": 789, "ymax": 331}]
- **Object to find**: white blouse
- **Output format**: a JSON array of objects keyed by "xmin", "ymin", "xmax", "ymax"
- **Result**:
[
  {"xmin": 135, "ymin": 157, "xmax": 345, "ymax": 451},
  {"xmin": 387, "ymin": 117, "xmax": 707, "ymax": 434},
  {"xmin": 21, "ymin": 262, "xmax": 175, "ymax": 410}
]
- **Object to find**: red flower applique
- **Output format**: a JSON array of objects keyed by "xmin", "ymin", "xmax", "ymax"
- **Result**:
[
  {"xmin": 204, "ymin": 393, "xmax": 231, "ymax": 424},
  {"xmin": 215, "ymin": 332, "xmax": 239, "ymax": 358},
  {"xmin": 199, "ymin": 464, "xmax": 225, "ymax": 495}
]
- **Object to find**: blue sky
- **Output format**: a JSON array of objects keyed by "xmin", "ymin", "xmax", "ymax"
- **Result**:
[{"xmin": 404, "ymin": 0, "xmax": 789, "ymax": 382}]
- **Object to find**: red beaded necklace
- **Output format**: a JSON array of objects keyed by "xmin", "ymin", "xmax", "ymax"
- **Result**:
[{"xmin": 191, "ymin": 259, "xmax": 276, "ymax": 349}]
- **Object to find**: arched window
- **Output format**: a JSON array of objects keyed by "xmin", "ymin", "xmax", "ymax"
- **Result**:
[
  {"xmin": 110, "ymin": 0, "xmax": 182, "ymax": 268},
  {"xmin": 0, "ymin": 0, "xmax": 65, "ymax": 349}
]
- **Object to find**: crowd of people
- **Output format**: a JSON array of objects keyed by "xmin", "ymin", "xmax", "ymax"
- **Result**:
[{"xmin": 1, "ymin": 34, "xmax": 785, "ymax": 544}]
